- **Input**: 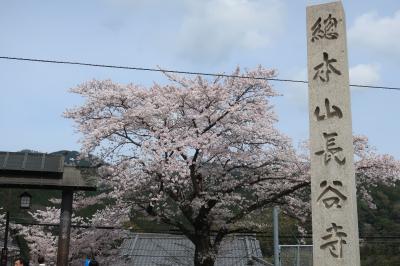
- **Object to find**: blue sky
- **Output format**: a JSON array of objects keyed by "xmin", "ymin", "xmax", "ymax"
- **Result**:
[{"xmin": 0, "ymin": 0, "xmax": 399, "ymax": 159}]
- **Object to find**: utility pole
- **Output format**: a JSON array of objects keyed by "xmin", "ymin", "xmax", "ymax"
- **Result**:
[{"xmin": 273, "ymin": 206, "xmax": 279, "ymax": 266}]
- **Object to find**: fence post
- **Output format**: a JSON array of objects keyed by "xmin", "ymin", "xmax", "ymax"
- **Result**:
[{"xmin": 297, "ymin": 245, "xmax": 300, "ymax": 266}]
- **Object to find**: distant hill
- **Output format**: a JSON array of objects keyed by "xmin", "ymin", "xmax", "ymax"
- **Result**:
[
  {"xmin": 50, "ymin": 150, "xmax": 80, "ymax": 165},
  {"xmin": 17, "ymin": 149, "xmax": 102, "ymax": 167}
]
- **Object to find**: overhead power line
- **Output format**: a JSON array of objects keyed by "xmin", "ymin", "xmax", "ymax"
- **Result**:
[
  {"xmin": 1, "ymin": 56, "xmax": 400, "ymax": 91},
  {"xmin": 11, "ymin": 221, "xmax": 400, "ymax": 239},
  {"xmin": 14, "ymin": 221, "xmax": 125, "ymax": 230}
]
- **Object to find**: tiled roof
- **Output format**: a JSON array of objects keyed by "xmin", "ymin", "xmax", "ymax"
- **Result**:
[
  {"xmin": 118, "ymin": 233, "xmax": 266, "ymax": 266},
  {"xmin": 0, "ymin": 152, "xmax": 96, "ymax": 191},
  {"xmin": 0, "ymin": 165, "xmax": 97, "ymax": 190},
  {"xmin": 0, "ymin": 152, "xmax": 64, "ymax": 175}
]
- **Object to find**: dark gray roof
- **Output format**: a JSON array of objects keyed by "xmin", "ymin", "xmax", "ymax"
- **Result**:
[
  {"xmin": 0, "ymin": 152, "xmax": 64, "ymax": 177},
  {"xmin": 0, "ymin": 165, "xmax": 97, "ymax": 190},
  {"xmin": 118, "ymin": 233, "xmax": 266, "ymax": 266},
  {"xmin": 0, "ymin": 152, "xmax": 97, "ymax": 191}
]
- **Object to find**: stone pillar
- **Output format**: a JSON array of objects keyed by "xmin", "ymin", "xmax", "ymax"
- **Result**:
[
  {"xmin": 57, "ymin": 189, "xmax": 74, "ymax": 266},
  {"xmin": 307, "ymin": 1, "xmax": 360, "ymax": 266}
]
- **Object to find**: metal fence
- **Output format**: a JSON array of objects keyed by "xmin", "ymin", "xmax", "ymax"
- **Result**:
[{"xmin": 279, "ymin": 245, "xmax": 313, "ymax": 266}]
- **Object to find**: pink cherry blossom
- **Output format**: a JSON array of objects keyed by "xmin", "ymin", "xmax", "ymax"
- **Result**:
[{"xmin": 12, "ymin": 67, "xmax": 398, "ymax": 266}]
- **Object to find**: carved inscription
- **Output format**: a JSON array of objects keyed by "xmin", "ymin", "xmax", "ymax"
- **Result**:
[
  {"xmin": 320, "ymin": 223, "xmax": 347, "ymax": 258},
  {"xmin": 308, "ymin": 2, "xmax": 360, "ymax": 264},
  {"xmin": 315, "ymin": 132, "xmax": 346, "ymax": 165},
  {"xmin": 317, "ymin": 180, "xmax": 347, "ymax": 208},
  {"xmin": 311, "ymin": 14, "xmax": 339, "ymax": 42},
  {"xmin": 314, "ymin": 98, "xmax": 343, "ymax": 121},
  {"xmin": 313, "ymin": 52, "xmax": 341, "ymax": 82}
]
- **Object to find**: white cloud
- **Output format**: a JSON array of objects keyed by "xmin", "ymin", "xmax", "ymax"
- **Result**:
[
  {"xmin": 176, "ymin": 0, "xmax": 285, "ymax": 64},
  {"xmin": 276, "ymin": 68, "xmax": 308, "ymax": 110},
  {"xmin": 349, "ymin": 63, "xmax": 380, "ymax": 86},
  {"xmin": 348, "ymin": 10, "xmax": 400, "ymax": 58},
  {"xmin": 279, "ymin": 63, "xmax": 380, "ymax": 108}
]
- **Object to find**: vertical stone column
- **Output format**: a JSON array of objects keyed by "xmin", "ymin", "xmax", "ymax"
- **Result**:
[
  {"xmin": 307, "ymin": 2, "xmax": 360, "ymax": 265},
  {"xmin": 57, "ymin": 189, "xmax": 74, "ymax": 266}
]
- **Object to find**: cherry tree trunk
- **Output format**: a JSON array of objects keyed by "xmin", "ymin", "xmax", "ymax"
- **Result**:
[{"xmin": 193, "ymin": 235, "xmax": 216, "ymax": 266}]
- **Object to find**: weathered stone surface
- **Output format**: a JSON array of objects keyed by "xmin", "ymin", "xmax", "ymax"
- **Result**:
[{"xmin": 307, "ymin": 2, "xmax": 360, "ymax": 265}]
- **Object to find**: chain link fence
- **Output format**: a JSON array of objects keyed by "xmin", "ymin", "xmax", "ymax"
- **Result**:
[{"xmin": 279, "ymin": 245, "xmax": 313, "ymax": 266}]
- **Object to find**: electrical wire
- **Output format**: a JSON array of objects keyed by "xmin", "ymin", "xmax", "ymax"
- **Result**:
[
  {"xmin": 10, "ymin": 221, "xmax": 400, "ymax": 239},
  {"xmin": 1, "ymin": 56, "xmax": 400, "ymax": 91}
]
